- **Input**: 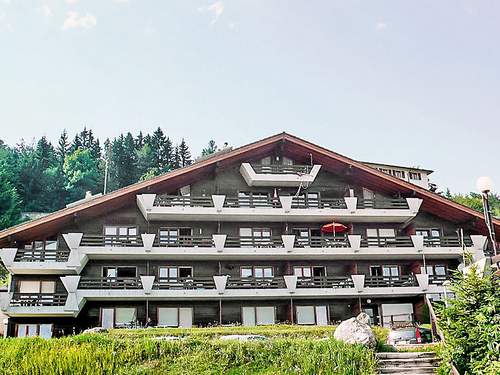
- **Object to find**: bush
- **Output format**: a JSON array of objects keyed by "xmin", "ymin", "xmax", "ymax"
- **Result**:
[{"xmin": 435, "ymin": 269, "xmax": 500, "ymax": 374}]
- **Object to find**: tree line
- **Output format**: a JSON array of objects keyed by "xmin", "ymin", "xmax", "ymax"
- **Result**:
[{"xmin": 0, "ymin": 127, "xmax": 219, "ymax": 230}]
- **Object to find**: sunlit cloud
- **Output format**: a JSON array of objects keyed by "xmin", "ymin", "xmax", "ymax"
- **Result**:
[
  {"xmin": 62, "ymin": 11, "xmax": 97, "ymax": 30},
  {"xmin": 376, "ymin": 22, "xmax": 387, "ymax": 31},
  {"xmin": 41, "ymin": 3, "xmax": 53, "ymax": 17}
]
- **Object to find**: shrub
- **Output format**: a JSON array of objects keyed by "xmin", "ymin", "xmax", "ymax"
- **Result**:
[{"xmin": 435, "ymin": 269, "xmax": 500, "ymax": 374}]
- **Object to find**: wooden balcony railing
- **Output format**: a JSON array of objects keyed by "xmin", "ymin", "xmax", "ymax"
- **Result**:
[
  {"xmin": 224, "ymin": 196, "xmax": 281, "ymax": 208},
  {"xmin": 291, "ymin": 197, "xmax": 347, "ymax": 209},
  {"xmin": 153, "ymin": 277, "xmax": 215, "ymax": 290},
  {"xmin": 80, "ymin": 234, "xmax": 144, "ymax": 247},
  {"xmin": 357, "ymin": 198, "xmax": 409, "ymax": 209},
  {"xmin": 10, "ymin": 293, "xmax": 67, "ymax": 307},
  {"xmin": 365, "ymin": 275, "xmax": 417, "ymax": 287},
  {"xmin": 296, "ymin": 276, "xmax": 354, "ymax": 288},
  {"xmin": 14, "ymin": 249, "xmax": 70, "ymax": 262},
  {"xmin": 154, "ymin": 195, "xmax": 214, "ymax": 208},
  {"xmin": 361, "ymin": 236, "xmax": 414, "ymax": 248},
  {"xmin": 250, "ymin": 164, "xmax": 312, "ymax": 174},
  {"xmin": 225, "ymin": 236, "xmax": 284, "ymax": 248},
  {"xmin": 226, "ymin": 277, "xmax": 285, "ymax": 289},
  {"xmin": 423, "ymin": 236, "xmax": 473, "ymax": 248},
  {"xmin": 428, "ymin": 274, "xmax": 451, "ymax": 285},
  {"xmin": 78, "ymin": 277, "xmax": 143, "ymax": 289},
  {"xmin": 294, "ymin": 236, "xmax": 349, "ymax": 248},
  {"xmin": 154, "ymin": 235, "xmax": 214, "ymax": 248}
]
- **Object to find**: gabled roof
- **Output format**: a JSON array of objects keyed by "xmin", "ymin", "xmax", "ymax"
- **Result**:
[{"xmin": 0, "ymin": 132, "xmax": 498, "ymax": 246}]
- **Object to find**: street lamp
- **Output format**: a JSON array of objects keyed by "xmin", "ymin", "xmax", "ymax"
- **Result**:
[
  {"xmin": 476, "ymin": 176, "xmax": 498, "ymax": 256},
  {"xmin": 442, "ymin": 280, "xmax": 451, "ymax": 307}
]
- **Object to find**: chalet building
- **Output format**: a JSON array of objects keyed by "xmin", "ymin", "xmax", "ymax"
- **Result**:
[{"xmin": 0, "ymin": 133, "xmax": 498, "ymax": 338}]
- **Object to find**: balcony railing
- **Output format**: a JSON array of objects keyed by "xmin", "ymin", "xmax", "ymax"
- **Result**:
[
  {"xmin": 78, "ymin": 277, "xmax": 143, "ymax": 289},
  {"xmin": 294, "ymin": 236, "xmax": 349, "ymax": 248},
  {"xmin": 224, "ymin": 196, "xmax": 281, "ymax": 208},
  {"xmin": 296, "ymin": 276, "xmax": 354, "ymax": 288},
  {"xmin": 153, "ymin": 277, "xmax": 215, "ymax": 290},
  {"xmin": 14, "ymin": 249, "xmax": 70, "ymax": 262},
  {"xmin": 250, "ymin": 164, "xmax": 313, "ymax": 174},
  {"xmin": 154, "ymin": 236, "xmax": 214, "ymax": 248},
  {"xmin": 80, "ymin": 235, "xmax": 144, "ymax": 247},
  {"xmin": 9, "ymin": 293, "xmax": 67, "ymax": 307},
  {"xmin": 226, "ymin": 277, "xmax": 286, "ymax": 289},
  {"xmin": 361, "ymin": 236, "xmax": 414, "ymax": 248},
  {"xmin": 423, "ymin": 236, "xmax": 473, "ymax": 248},
  {"xmin": 154, "ymin": 195, "xmax": 214, "ymax": 208},
  {"xmin": 357, "ymin": 198, "xmax": 409, "ymax": 209},
  {"xmin": 428, "ymin": 274, "xmax": 451, "ymax": 285},
  {"xmin": 365, "ymin": 275, "xmax": 417, "ymax": 287},
  {"xmin": 291, "ymin": 197, "xmax": 347, "ymax": 209},
  {"xmin": 225, "ymin": 236, "xmax": 284, "ymax": 248}
]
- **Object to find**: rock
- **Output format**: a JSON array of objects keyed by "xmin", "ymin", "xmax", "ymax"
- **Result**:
[
  {"xmin": 83, "ymin": 327, "xmax": 108, "ymax": 334},
  {"xmin": 333, "ymin": 313, "xmax": 376, "ymax": 348}
]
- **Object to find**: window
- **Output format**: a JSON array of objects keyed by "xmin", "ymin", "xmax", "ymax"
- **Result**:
[
  {"xmin": 295, "ymin": 192, "xmax": 320, "ymax": 208},
  {"xmin": 104, "ymin": 226, "xmax": 137, "ymax": 246},
  {"xmin": 241, "ymin": 306, "xmax": 275, "ymax": 326},
  {"xmin": 159, "ymin": 266, "xmax": 193, "ymax": 279},
  {"xmin": 415, "ymin": 229, "xmax": 441, "ymax": 238},
  {"xmin": 102, "ymin": 266, "xmax": 136, "ymax": 278},
  {"xmin": 293, "ymin": 266, "xmax": 326, "ymax": 278},
  {"xmin": 366, "ymin": 229, "xmax": 396, "ymax": 246},
  {"xmin": 240, "ymin": 266, "xmax": 273, "ymax": 278},
  {"xmin": 409, "ymin": 172, "xmax": 422, "ymax": 181},
  {"xmin": 18, "ymin": 280, "xmax": 55, "ymax": 294},
  {"xmin": 282, "ymin": 157, "xmax": 293, "ymax": 166},
  {"xmin": 296, "ymin": 306, "xmax": 328, "ymax": 326},
  {"xmin": 379, "ymin": 168, "xmax": 390, "ymax": 174},
  {"xmin": 239, "ymin": 227, "xmax": 272, "ymax": 247},
  {"xmin": 16, "ymin": 324, "xmax": 53, "ymax": 338},
  {"xmin": 23, "ymin": 239, "xmax": 58, "ymax": 251},
  {"xmin": 421, "ymin": 265, "xmax": 446, "ymax": 276},
  {"xmin": 115, "ymin": 307, "xmax": 137, "ymax": 327},
  {"xmin": 159, "ymin": 227, "xmax": 192, "ymax": 246},
  {"xmin": 370, "ymin": 265, "xmax": 399, "ymax": 278},
  {"xmin": 158, "ymin": 307, "xmax": 193, "ymax": 328}
]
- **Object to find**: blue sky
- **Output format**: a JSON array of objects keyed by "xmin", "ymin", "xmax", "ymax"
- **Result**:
[{"xmin": 1, "ymin": 1, "xmax": 499, "ymax": 193}]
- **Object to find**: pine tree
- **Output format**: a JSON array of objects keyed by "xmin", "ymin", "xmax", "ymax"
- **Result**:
[
  {"xmin": 35, "ymin": 136, "xmax": 56, "ymax": 170},
  {"xmin": 122, "ymin": 132, "xmax": 138, "ymax": 184},
  {"xmin": 150, "ymin": 127, "xmax": 166, "ymax": 171},
  {"xmin": 173, "ymin": 145, "xmax": 181, "ymax": 169},
  {"xmin": 178, "ymin": 138, "xmax": 192, "ymax": 167},
  {"xmin": 56, "ymin": 130, "xmax": 70, "ymax": 167},
  {"xmin": 202, "ymin": 140, "xmax": 218, "ymax": 156},
  {"xmin": 71, "ymin": 134, "xmax": 82, "ymax": 152},
  {"xmin": 135, "ymin": 131, "xmax": 144, "ymax": 150},
  {"xmin": 164, "ymin": 137, "xmax": 174, "ymax": 171}
]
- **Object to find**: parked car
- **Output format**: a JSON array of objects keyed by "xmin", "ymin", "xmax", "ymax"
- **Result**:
[{"xmin": 387, "ymin": 326, "xmax": 433, "ymax": 345}]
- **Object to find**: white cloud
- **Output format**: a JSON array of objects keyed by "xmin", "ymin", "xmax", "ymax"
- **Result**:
[
  {"xmin": 375, "ymin": 22, "xmax": 387, "ymax": 31},
  {"xmin": 62, "ymin": 11, "xmax": 96, "ymax": 30},
  {"xmin": 65, "ymin": 0, "xmax": 80, "ymax": 4},
  {"xmin": 199, "ymin": 1, "xmax": 224, "ymax": 24}
]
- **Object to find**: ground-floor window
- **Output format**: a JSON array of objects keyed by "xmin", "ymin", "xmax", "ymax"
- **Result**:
[
  {"xmin": 381, "ymin": 303, "xmax": 414, "ymax": 327},
  {"xmin": 157, "ymin": 307, "xmax": 193, "ymax": 328},
  {"xmin": 241, "ymin": 306, "xmax": 275, "ymax": 326},
  {"xmin": 16, "ymin": 323, "xmax": 53, "ymax": 338},
  {"xmin": 100, "ymin": 307, "xmax": 137, "ymax": 328},
  {"xmin": 296, "ymin": 305, "xmax": 329, "ymax": 326}
]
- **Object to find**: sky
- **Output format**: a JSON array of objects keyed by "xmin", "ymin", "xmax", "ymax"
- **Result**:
[{"xmin": 0, "ymin": 1, "xmax": 499, "ymax": 193}]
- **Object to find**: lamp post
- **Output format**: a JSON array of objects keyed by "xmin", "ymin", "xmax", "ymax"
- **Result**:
[
  {"xmin": 476, "ymin": 177, "xmax": 498, "ymax": 256},
  {"xmin": 442, "ymin": 280, "xmax": 451, "ymax": 307}
]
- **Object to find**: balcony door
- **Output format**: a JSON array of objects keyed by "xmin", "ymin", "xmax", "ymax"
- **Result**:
[
  {"xmin": 104, "ymin": 226, "xmax": 137, "ymax": 246},
  {"xmin": 293, "ymin": 266, "xmax": 326, "ymax": 278},
  {"xmin": 366, "ymin": 228, "xmax": 396, "ymax": 247},
  {"xmin": 296, "ymin": 305, "xmax": 328, "ymax": 326},
  {"xmin": 158, "ymin": 307, "xmax": 193, "ymax": 328},
  {"xmin": 159, "ymin": 227, "xmax": 192, "ymax": 246},
  {"xmin": 18, "ymin": 280, "xmax": 55, "ymax": 294},
  {"xmin": 239, "ymin": 227, "xmax": 272, "ymax": 247},
  {"xmin": 370, "ymin": 265, "xmax": 399, "ymax": 281},
  {"xmin": 101, "ymin": 308, "xmax": 114, "ymax": 329},
  {"xmin": 103, "ymin": 266, "xmax": 137, "ymax": 279},
  {"xmin": 159, "ymin": 266, "xmax": 193, "ymax": 280}
]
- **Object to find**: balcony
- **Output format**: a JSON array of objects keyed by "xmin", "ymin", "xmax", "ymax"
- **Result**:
[
  {"xmin": 78, "ymin": 277, "xmax": 143, "ymax": 290},
  {"xmin": 154, "ymin": 277, "xmax": 215, "ymax": 290},
  {"xmin": 296, "ymin": 276, "xmax": 354, "ymax": 289},
  {"xmin": 9, "ymin": 293, "xmax": 67, "ymax": 307},
  {"xmin": 137, "ymin": 194, "xmax": 422, "ymax": 223},
  {"xmin": 1, "ymin": 233, "xmax": 486, "ymax": 277},
  {"xmin": 364, "ymin": 275, "xmax": 417, "ymax": 288},
  {"xmin": 240, "ymin": 163, "xmax": 322, "ymax": 187}
]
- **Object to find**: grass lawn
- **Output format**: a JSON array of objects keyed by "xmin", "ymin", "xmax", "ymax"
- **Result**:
[{"xmin": 0, "ymin": 325, "xmax": 383, "ymax": 374}]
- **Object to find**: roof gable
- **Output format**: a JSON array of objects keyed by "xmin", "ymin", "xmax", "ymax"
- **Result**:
[{"xmin": 0, "ymin": 132, "xmax": 498, "ymax": 245}]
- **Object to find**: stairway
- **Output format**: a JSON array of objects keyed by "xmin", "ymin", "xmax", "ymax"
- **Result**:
[{"xmin": 377, "ymin": 352, "xmax": 439, "ymax": 374}]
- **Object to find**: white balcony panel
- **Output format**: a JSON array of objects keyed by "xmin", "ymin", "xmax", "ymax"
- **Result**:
[{"xmin": 240, "ymin": 163, "xmax": 321, "ymax": 187}]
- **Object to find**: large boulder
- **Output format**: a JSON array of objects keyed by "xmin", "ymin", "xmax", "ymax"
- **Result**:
[{"xmin": 333, "ymin": 313, "xmax": 377, "ymax": 348}]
